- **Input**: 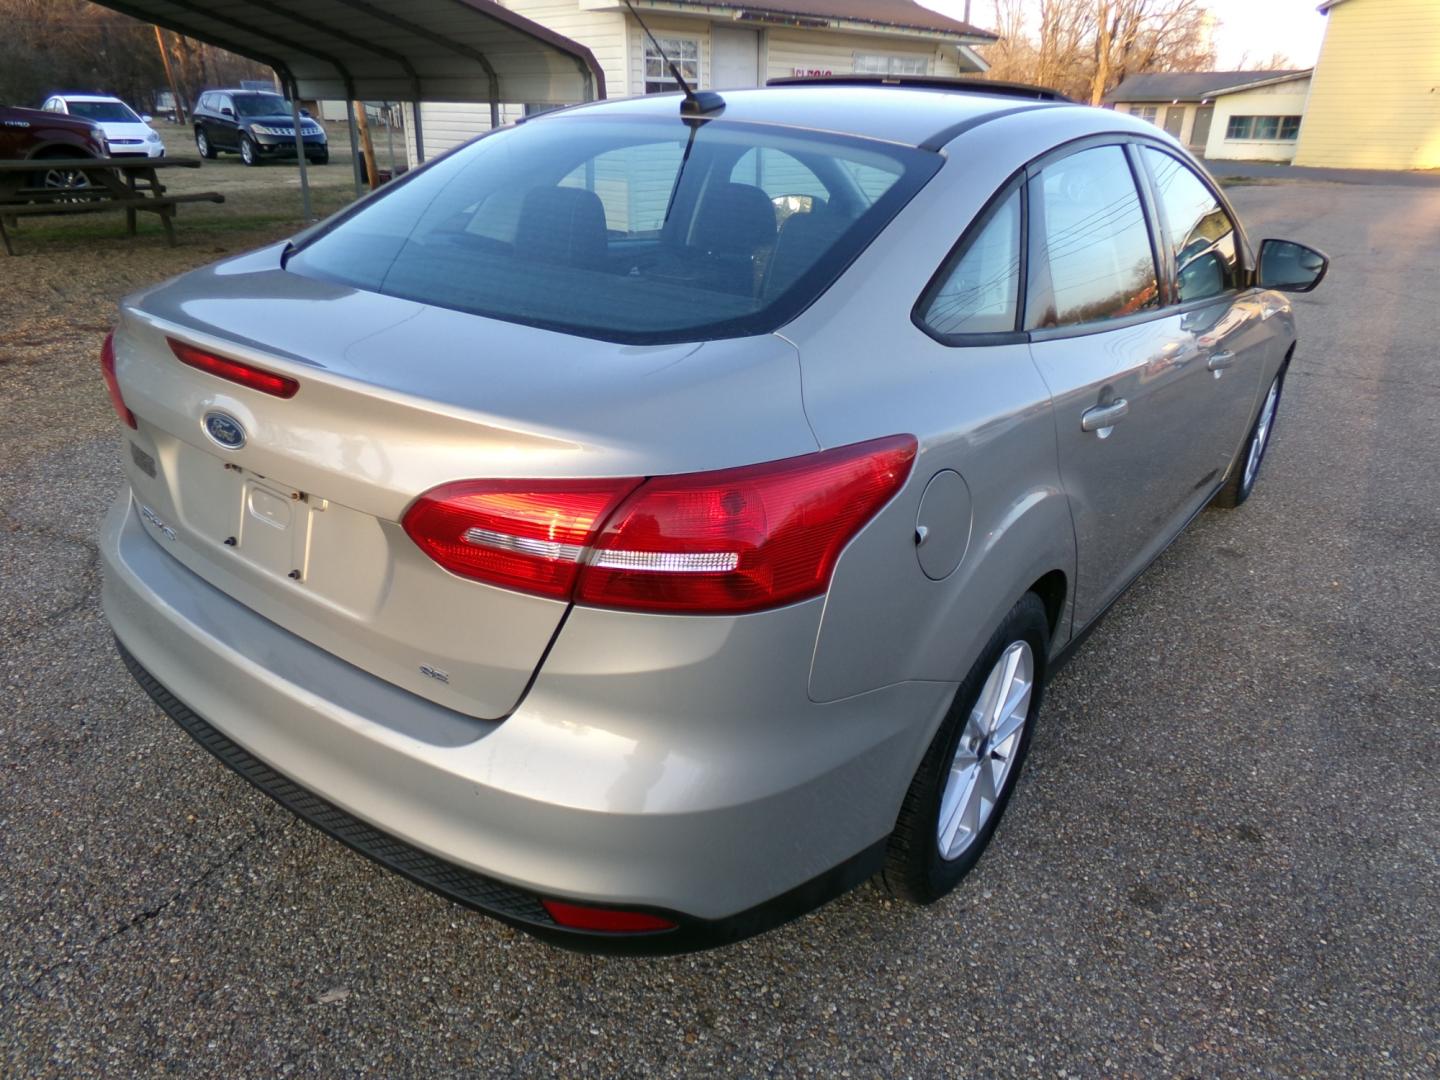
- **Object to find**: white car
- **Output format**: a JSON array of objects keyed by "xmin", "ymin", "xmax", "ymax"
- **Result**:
[{"xmin": 41, "ymin": 94, "xmax": 165, "ymax": 158}]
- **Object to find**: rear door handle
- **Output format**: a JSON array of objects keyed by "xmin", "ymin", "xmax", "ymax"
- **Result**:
[
  {"xmin": 1081, "ymin": 398, "xmax": 1130, "ymax": 432},
  {"xmin": 1206, "ymin": 350, "xmax": 1236, "ymax": 371}
]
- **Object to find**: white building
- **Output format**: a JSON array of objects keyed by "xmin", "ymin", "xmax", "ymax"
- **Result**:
[
  {"xmin": 1104, "ymin": 69, "xmax": 1311, "ymax": 162},
  {"xmin": 401, "ymin": 0, "xmax": 996, "ymax": 164}
]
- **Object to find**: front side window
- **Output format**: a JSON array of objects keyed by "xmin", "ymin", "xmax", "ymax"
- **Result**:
[
  {"xmin": 287, "ymin": 115, "xmax": 937, "ymax": 344},
  {"xmin": 853, "ymin": 53, "xmax": 929, "ymax": 76},
  {"xmin": 918, "ymin": 188, "xmax": 1022, "ymax": 338},
  {"xmin": 644, "ymin": 37, "xmax": 699, "ymax": 95},
  {"xmin": 1028, "ymin": 145, "xmax": 1158, "ymax": 329},
  {"xmin": 1143, "ymin": 148, "xmax": 1238, "ymax": 303}
]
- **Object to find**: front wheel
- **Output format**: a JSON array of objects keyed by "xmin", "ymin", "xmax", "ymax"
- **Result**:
[
  {"xmin": 1213, "ymin": 370, "xmax": 1284, "ymax": 509},
  {"xmin": 883, "ymin": 593, "xmax": 1050, "ymax": 903},
  {"xmin": 239, "ymin": 135, "xmax": 259, "ymax": 166},
  {"xmin": 308, "ymin": 150, "xmax": 329, "ymax": 165}
]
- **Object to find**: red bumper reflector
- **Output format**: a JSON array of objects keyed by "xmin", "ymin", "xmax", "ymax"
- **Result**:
[
  {"xmin": 541, "ymin": 899, "xmax": 677, "ymax": 933},
  {"xmin": 168, "ymin": 338, "xmax": 300, "ymax": 398},
  {"xmin": 100, "ymin": 331, "xmax": 137, "ymax": 429}
]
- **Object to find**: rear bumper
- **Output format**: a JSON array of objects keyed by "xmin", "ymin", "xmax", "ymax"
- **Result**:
[{"xmin": 101, "ymin": 490, "xmax": 953, "ymax": 950}]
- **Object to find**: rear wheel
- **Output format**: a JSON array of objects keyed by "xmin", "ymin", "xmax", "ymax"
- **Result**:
[
  {"xmin": 1213, "ymin": 369, "xmax": 1284, "ymax": 509},
  {"xmin": 195, "ymin": 128, "xmax": 215, "ymax": 159},
  {"xmin": 883, "ymin": 593, "xmax": 1049, "ymax": 903},
  {"xmin": 239, "ymin": 135, "xmax": 259, "ymax": 166}
]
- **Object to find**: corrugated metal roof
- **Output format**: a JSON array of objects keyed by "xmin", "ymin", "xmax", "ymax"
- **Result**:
[
  {"xmin": 94, "ymin": 0, "xmax": 605, "ymax": 104},
  {"xmin": 1104, "ymin": 69, "xmax": 1306, "ymax": 104}
]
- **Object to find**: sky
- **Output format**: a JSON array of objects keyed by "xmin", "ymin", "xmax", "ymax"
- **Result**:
[{"xmin": 921, "ymin": 1, "xmax": 1328, "ymax": 70}]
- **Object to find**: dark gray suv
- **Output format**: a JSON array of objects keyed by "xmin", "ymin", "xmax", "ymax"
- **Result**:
[{"xmin": 193, "ymin": 89, "xmax": 328, "ymax": 166}]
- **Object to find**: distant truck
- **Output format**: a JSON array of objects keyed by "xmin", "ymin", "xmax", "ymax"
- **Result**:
[{"xmin": 0, "ymin": 103, "xmax": 109, "ymax": 197}]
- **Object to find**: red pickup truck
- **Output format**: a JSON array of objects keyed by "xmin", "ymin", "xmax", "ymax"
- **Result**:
[{"xmin": 0, "ymin": 103, "xmax": 109, "ymax": 196}]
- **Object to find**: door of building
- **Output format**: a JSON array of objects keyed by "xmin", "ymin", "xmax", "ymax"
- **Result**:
[
  {"xmin": 1190, "ymin": 105, "xmax": 1214, "ymax": 150},
  {"xmin": 712, "ymin": 27, "xmax": 760, "ymax": 88},
  {"xmin": 1164, "ymin": 105, "xmax": 1186, "ymax": 139}
]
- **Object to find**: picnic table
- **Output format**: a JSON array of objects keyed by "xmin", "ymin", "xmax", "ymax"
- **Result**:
[{"xmin": 0, "ymin": 156, "xmax": 223, "ymax": 255}]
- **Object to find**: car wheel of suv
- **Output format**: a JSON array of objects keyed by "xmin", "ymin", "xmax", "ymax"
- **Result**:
[
  {"xmin": 239, "ymin": 136, "xmax": 258, "ymax": 166},
  {"xmin": 35, "ymin": 162, "xmax": 96, "ymax": 204},
  {"xmin": 195, "ymin": 129, "xmax": 215, "ymax": 159},
  {"xmin": 308, "ymin": 149, "xmax": 329, "ymax": 165},
  {"xmin": 882, "ymin": 593, "xmax": 1049, "ymax": 904},
  {"xmin": 1213, "ymin": 369, "xmax": 1285, "ymax": 509}
]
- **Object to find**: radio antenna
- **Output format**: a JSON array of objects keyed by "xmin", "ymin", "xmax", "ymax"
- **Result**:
[{"xmin": 623, "ymin": 0, "xmax": 724, "ymax": 116}]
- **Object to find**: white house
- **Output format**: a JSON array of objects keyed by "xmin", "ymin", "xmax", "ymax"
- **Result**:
[
  {"xmin": 400, "ymin": 0, "xmax": 996, "ymax": 164},
  {"xmin": 1104, "ymin": 69, "xmax": 1309, "ymax": 160}
]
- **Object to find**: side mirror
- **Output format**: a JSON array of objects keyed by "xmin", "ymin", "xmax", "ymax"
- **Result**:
[
  {"xmin": 141, "ymin": 113, "xmax": 154, "ymax": 123},
  {"xmin": 1257, "ymin": 238, "xmax": 1328, "ymax": 293},
  {"xmin": 1176, "ymin": 250, "xmax": 1227, "ymax": 304},
  {"xmin": 300, "ymin": 108, "xmax": 312, "ymax": 118},
  {"xmin": 221, "ymin": 107, "xmax": 235, "ymax": 118}
]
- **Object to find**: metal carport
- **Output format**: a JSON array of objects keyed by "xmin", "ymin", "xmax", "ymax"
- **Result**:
[{"xmin": 90, "ymin": 0, "xmax": 606, "ymax": 216}]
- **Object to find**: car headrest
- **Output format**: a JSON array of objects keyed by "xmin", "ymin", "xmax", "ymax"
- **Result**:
[
  {"xmin": 764, "ymin": 208, "xmax": 849, "ymax": 299},
  {"xmin": 515, "ymin": 186, "xmax": 608, "ymax": 269},
  {"xmin": 693, "ymin": 183, "xmax": 777, "ymax": 256}
]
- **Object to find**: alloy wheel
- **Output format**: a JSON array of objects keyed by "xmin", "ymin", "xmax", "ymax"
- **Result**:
[
  {"xmin": 936, "ymin": 640, "xmax": 1033, "ymax": 861},
  {"xmin": 1243, "ymin": 378, "xmax": 1280, "ymax": 491}
]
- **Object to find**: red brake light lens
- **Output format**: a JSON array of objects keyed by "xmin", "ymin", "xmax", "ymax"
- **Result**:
[
  {"xmin": 541, "ymin": 899, "xmax": 676, "ymax": 933},
  {"xmin": 100, "ymin": 331, "xmax": 137, "ymax": 429},
  {"xmin": 401, "ymin": 478, "xmax": 642, "ymax": 599},
  {"xmin": 578, "ymin": 435, "xmax": 917, "ymax": 613},
  {"xmin": 168, "ymin": 338, "xmax": 300, "ymax": 398},
  {"xmin": 402, "ymin": 436, "xmax": 916, "ymax": 614}
]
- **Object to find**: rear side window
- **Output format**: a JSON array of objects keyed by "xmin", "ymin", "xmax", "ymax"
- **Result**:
[
  {"xmin": 287, "ymin": 115, "xmax": 939, "ymax": 344},
  {"xmin": 917, "ymin": 188, "xmax": 1022, "ymax": 338},
  {"xmin": 1142, "ymin": 148, "xmax": 1239, "ymax": 303},
  {"xmin": 1028, "ymin": 145, "xmax": 1158, "ymax": 329}
]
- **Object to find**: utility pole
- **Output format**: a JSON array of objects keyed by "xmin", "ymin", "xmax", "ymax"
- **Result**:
[{"xmin": 153, "ymin": 26, "xmax": 185, "ymax": 125}]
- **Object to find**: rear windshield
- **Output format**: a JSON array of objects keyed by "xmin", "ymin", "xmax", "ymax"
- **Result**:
[
  {"xmin": 66, "ymin": 100, "xmax": 140, "ymax": 122},
  {"xmin": 286, "ymin": 113, "xmax": 939, "ymax": 343}
]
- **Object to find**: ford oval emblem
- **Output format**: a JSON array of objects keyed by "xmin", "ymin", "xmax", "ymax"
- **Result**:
[{"xmin": 203, "ymin": 410, "xmax": 246, "ymax": 450}]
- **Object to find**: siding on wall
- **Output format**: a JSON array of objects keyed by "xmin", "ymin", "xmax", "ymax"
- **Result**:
[
  {"xmin": 401, "ymin": 3, "xmax": 980, "ymax": 166},
  {"xmin": 1294, "ymin": 0, "xmax": 1440, "ymax": 170},
  {"xmin": 1203, "ymin": 80, "xmax": 1311, "ymax": 162}
]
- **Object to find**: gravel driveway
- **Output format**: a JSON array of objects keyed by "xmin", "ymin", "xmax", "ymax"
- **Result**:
[{"xmin": 1, "ymin": 177, "xmax": 1436, "ymax": 1078}]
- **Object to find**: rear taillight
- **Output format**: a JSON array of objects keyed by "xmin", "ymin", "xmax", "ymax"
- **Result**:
[
  {"xmin": 402, "ymin": 479, "xmax": 642, "ymax": 600},
  {"xmin": 402, "ymin": 436, "xmax": 917, "ymax": 614},
  {"xmin": 100, "ymin": 331, "xmax": 136, "ymax": 429},
  {"xmin": 168, "ymin": 338, "xmax": 299, "ymax": 398}
]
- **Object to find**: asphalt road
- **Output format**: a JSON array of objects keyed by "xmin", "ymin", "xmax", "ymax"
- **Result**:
[{"xmin": 2, "ymin": 178, "xmax": 1437, "ymax": 1078}]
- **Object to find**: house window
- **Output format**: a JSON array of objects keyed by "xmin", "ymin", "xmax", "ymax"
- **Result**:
[
  {"xmin": 853, "ymin": 53, "xmax": 929, "ymax": 76},
  {"xmin": 644, "ymin": 36, "xmax": 699, "ymax": 94},
  {"xmin": 1132, "ymin": 105, "xmax": 1159, "ymax": 124},
  {"xmin": 1226, "ymin": 115, "xmax": 1302, "ymax": 141}
]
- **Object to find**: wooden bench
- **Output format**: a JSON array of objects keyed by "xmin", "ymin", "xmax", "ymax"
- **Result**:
[{"xmin": 0, "ymin": 156, "xmax": 224, "ymax": 255}]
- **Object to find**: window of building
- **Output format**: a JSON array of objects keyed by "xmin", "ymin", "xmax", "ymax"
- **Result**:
[
  {"xmin": 918, "ymin": 188, "xmax": 1022, "ymax": 338},
  {"xmin": 1142, "ymin": 148, "xmax": 1239, "ymax": 303},
  {"xmin": 1028, "ymin": 145, "xmax": 1159, "ymax": 329},
  {"xmin": 644, "ymin": 36, "xmax": 700, "ymax": 94},
  {"xmin": 1226, "ymin": 115, "xmax": 1302, "ymax": 141},
  {"xmin": 853, "ymin": 53, "xmax": 929, "ymax": 76},
  {"xmin": 1132, "ymin": 105, "xmax": 1159, "ymax": 124}
]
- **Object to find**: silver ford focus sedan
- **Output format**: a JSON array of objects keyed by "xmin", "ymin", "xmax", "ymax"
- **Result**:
[{"xmin": 99, "ymin": 77, "xmax": 1326, "ymax": 952}]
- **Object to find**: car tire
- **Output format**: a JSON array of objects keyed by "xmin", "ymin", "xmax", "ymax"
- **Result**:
[
  {"xmin": 308, "ymin": 150, "xmax": 329, "ymax": 165},
  {"xmin": 1212, "ymin": 368, "xmax": 1285, "ymax": 509},
  {"xmin": 239, "ymin": 136, "xmax": 259, "ymax": 166},
  {"xmin": 195, "ymin": 129, "xmax": 215, "ymax": 159},
  {"xmin": 882, "ymin": 592, "xmax": 1050, "ymax": 904}
]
